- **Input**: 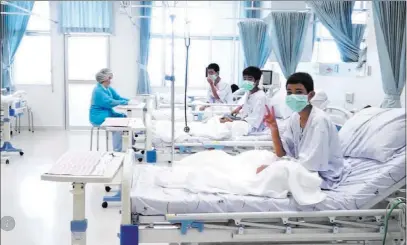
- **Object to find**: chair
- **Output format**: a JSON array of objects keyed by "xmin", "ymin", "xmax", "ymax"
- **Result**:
[{"xmin": 90, "ymin": 126, "xmax": 109, "ymax": 151}]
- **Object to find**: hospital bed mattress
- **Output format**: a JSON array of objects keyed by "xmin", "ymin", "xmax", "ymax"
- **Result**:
[
  {"xmin": 152, "ymin": 133, "xmax": 274, "ymax": 148},
  {"xmin": 130, "ymin": 149, "xmax": 405, "ymax": 215},
  {"xmin": 151, "ymin": 119, "xmax": 288, "ymax": 148}
]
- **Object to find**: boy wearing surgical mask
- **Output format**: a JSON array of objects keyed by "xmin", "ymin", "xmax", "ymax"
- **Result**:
[
  {"xmin": 220, "ymin": 66, "xmax": 268, "ymax": 133},
  {"xmin": 259, "ymin": 72, "xmax": 348, "ymax": 190},
  {"xmin": 200, "ymin": 63, "xmax": 233, "ymax": 111}
]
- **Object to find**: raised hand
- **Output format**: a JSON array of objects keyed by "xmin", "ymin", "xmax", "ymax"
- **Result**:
[
  {"xmin": 264, "ymin": 105, "xmax": 278, "ymax": 130},
  {"xmin": 207, "ymin": 77, "xmax": 214, "ymax": 85}
]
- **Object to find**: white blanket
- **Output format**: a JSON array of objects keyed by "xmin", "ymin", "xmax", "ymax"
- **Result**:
[
  {"xmin": 155, "ymin": 150, "xmax": 326, "ymax": 206},
  {"xmin": 152, "ymin": 106, "xmax": 233, "ymax": 122},
  {"xmin": 152, "ymin": 116, "xmax": 251, "ymax": 143}
]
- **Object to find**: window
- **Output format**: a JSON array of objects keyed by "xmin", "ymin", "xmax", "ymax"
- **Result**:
[
  {"xmin": 13, "ymin": 1, "xmax": 52, "ymax": 85},
  {"xmin": 13, "ymin": 36, "xmax": 52, "ymax": 85},
  {"xmin": 67, "ymin": 36, "xmax": 109, "ymax": 81},
  {"xmin": 312, "ymin": 1, "xmax": 368, "ymax": 63},
  {"xmin": 148, "ymin": 1, "xmax": 242, "ymax": 88},
  {"xmin": 312, "ymin": 24, "xmax": 342, "ymax": 63},
  {"xmin": 354, "ymin": 1, "xmax": 368, "ymax": 10}
]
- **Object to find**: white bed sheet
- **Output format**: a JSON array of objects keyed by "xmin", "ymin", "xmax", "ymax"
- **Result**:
[
  {"xmin": 151, "ymin": 107, "xmax": 234, "ymax": 122},
  {"xmin": 150, "ymin": 118, "xmax": 288, "ymax": 148},
  {"xmin": 130, "ymin": 149, "xmax": 405, "ymax": 215},
  {"xmin": 157, "ymin": 92, "xmax": 207, "ymax": 105}
]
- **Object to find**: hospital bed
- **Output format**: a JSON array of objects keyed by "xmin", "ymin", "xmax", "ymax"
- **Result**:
[
  {"xmin": 324, "ymin": 106, "xmax": 354, "ymax": 131},
  {"xmin": 41, "ymin": 108, "xmax": 405, "ymax": 245},
  {"xmin": 1, "ymin": 94, "xmax": 25, "ymax": 164},
  {"xmin": 9, "ymin": 90, "xmax": 34, "ymax": 133},
  {"xmin": 145, "ymin": 87, "xmax": 346, "ymax": 156},
  {"xmin": 141, "ymin": 105, "xmax": 352, "ymax": 159},
  {"xmin": 118, "ymin": 150, "xmax": 405, "ymax": 244},
  {"xmin": 151, "ymin": 104, "xmax": 236, "ymax": 122},
  {"xmin": 118, "ymin": 108, "xmax": 406, "ymax": 245},
  {"xmin": 40, "ymin": 147, "xmax": 405, "ymax": 245}
]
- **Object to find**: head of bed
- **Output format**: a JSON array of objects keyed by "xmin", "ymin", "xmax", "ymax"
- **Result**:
[{"xmin": 323, "ymin": 106, "xmax": 353, "ymax": 131}]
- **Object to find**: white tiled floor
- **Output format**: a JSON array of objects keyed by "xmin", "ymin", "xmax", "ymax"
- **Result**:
[{"xmin": 1, "ymin": 130, "xmax": 123, "ymax": 245}]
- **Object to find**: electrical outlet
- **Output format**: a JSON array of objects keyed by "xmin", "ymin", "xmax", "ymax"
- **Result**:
[{"xmin": 345, "ymin": 92, "xmax": 354, "ymax": 104}]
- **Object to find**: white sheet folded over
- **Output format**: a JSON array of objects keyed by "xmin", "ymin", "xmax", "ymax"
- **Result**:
[
  {"xmin": 152, "ymin": 107, "xmax": 233, "ymax": 122},
  {"xmin": 152, "ymin": 117, "xmax": 250, "ymax": 143},
  {"xmin": 189, "ymin": 116, "xmax": 250, "ymax": 139},
  {"xmin": 155, "ymin": 150, "xmax": 326, "ymax": 206}
]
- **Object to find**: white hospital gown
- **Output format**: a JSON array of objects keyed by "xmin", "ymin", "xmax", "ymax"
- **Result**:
[
  {"xmin": 206, "ymin": 80, "xmax": 232, "ymax": 104},
  {"xmin": 241, "ymin": 90, "xmax": 268, "ymax": 132},
  {"xmin": 281, "ymin": 107, "xmax": 348, "ymax": 190}
]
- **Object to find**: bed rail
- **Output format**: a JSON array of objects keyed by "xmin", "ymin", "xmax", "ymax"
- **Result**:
[
  {"xmin": 121, "ymin": 149, "xmax": 134, "ymax": 225},
  {"xmin": 324, "ymin": 106, "xmax": 353, "ymax": 120},
  {"xmin": 125, "ymin": 208, "xmax": 404, "ymax": 244},
  {"xmin": 121, "ymin": 162, "xmax": 405, "ymax": 244}
]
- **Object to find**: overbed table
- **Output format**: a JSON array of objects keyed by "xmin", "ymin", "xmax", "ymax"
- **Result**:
[{"xmin": 41, "ymin": 151, "xmax": 125, "ymax": 245}]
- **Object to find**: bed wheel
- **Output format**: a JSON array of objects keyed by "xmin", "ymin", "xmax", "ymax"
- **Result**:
[
  {"xmin": 138, "ymin": 158, "xmax": 143, "ymax": 162},
  {"xmin": 119, "ymin": 210, "xmax": 122, "ymax": 214},
  {"xmin": 102, "ymin": 201, "xmax": 108, "ymax": 208},
  {"xmin": 140, "ymin": 150, "xmax": 145, "ymax": 154},
  {"xmin": 105, "ymin": 186, "xmax": 111, "ymax": 192},
  {"xmin": 19, "ymin": 151, "xmax": 24, "ymax": 156},
  {"xmin": 5, "ymin": 160, "xmax": 9, "ymax": 164}
]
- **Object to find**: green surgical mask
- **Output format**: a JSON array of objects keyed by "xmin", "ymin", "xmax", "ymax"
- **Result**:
[
  {"xmin": 209, "ymin": 74, "xmax": 218, "ymax": 81},
  {"xmin": 242, "ymin": 80, "xmax": 255, "ymax": 91},
  {"xmin": 285, "ymin": 94, "xmax": 309, "ymax": 112}
]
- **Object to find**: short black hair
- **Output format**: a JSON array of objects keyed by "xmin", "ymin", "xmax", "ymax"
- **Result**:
[
  {"xmin": 243, "ymin": 66, "xmax": 262, "ymax": 81},
  {"xmin": 231, "ymin": 84, "xmax": 239, "ymax": 93},
  {"xmin": 207, "ymin": 63, "xmax": 220, "ymax": 73},
  {"xmin": 286, "ymin": 72, "xmax": 314, "ymax": 93}
]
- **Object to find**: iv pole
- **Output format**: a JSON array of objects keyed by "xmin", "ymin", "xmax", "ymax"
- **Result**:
[
  {"xmin": 183, "ymin": 19, "xmax": 191, "ymax": 133},
  {"xmin": 164, "ymin": 12, "xmax": 176, "ymax": 165}
]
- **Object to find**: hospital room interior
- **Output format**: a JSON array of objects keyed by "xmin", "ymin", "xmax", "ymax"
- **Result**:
[{"xmin": 1, "ymin": 0, "xmax": 407, "ymax": 245}]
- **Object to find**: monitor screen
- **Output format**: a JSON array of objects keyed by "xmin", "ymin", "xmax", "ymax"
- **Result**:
[{"xmin": 262, "ymin": 70, "xmax": 273, "ymax": 85}]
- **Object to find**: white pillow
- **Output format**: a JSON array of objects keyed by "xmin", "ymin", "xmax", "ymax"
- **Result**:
[{"xmin": 339, "ymin": 108, "xmax": 406, "ymax": 163}]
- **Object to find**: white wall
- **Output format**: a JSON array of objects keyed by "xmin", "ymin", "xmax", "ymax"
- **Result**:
[
  {"xmin": 16, "ymin": 2, "xmax": 140, "ymax": 128},
  {"xmin": 110, "ymin": 3, "xmax": 139, "ymax": 99}
]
